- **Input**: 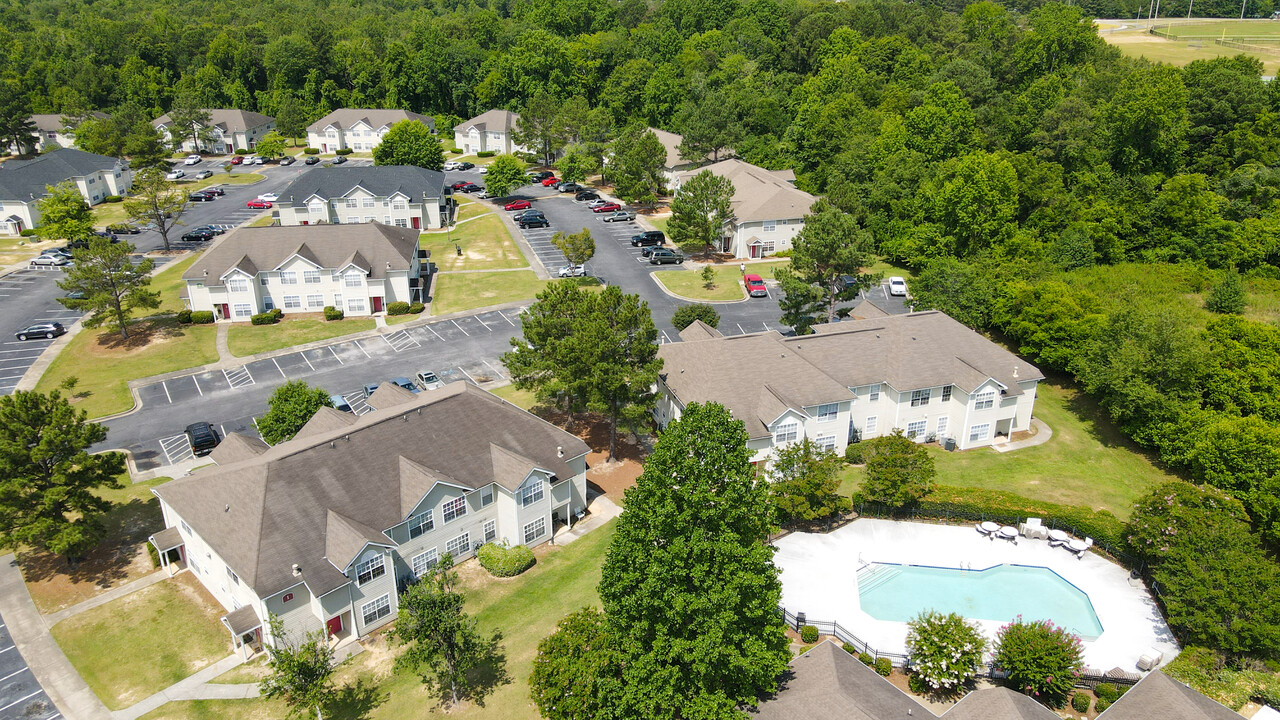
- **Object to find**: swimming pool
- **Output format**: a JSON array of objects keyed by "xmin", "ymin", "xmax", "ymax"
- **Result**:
[{"xmin": 857, "ymin": 563, "xmax": 1104, "ymax": 639}]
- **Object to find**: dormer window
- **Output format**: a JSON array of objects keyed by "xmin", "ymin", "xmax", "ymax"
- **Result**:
[
  {"xmin": 442, "ymin": 496, "xmax": 467, "ymax": 523},
  {"xmin": 519, "ymin": 478, "xmax": 544, "ymax": 507},
  {"xmin": 408, "ymin": 510, "xmax": 433, "ymax": 539},
  {"xmin": 355, "ymin": 554, "xmax": 385, "ymax": 585},
  {"xmin": 226, "ymin": 276, "xmax": 248, "ymax": 293},
  {"xmin": 774, "ymin": 422, "xmax": 799, "ymax": 444}
]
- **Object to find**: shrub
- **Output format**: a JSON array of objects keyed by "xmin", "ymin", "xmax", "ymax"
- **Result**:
[
  {"xmin": 146, "ymin": 542, "xmax": 160, "ymax": 568},
  {"xmin": 477, "ymin": 150, "xmax": 496, "ymax": 157},
  {"xmin": 860, "ymin": 430, "xmax": 936, "ymax": 508},
  {"xmin": 858, "ymin": 652, "xmax": 874, "ymax": 665},
  {"xmin": 477, "ymin": 542, "xmax": 536, "ymax": 577},
  {"xmin": 994, "ymin": 618, "xmax": 1084, "ymax": 708},
  {"xmin": 176, "ymin": 309, "xmax": 192, "ymax": 324},
  {"xmin": 250, "ymin": 310, "xmax": 281, "ymax": 325},
  {"xmin": 874, "ymin": 658, "xmax": 892, "ymax": 676},
  {"xmin": 272, "ymin": 308, "xmax": 283, "ymax": 320},
  {"xmin": 1094, "ymin": 683, "xmax": 1120, "ymax": 703},
  {"xmin": 800, "ymin": 625, "xmax": 819, "ymax": 644},
  {"xmin": 672, "ymin": 303, "xmax": 720, "ymax": 330},
  {"xmin": 190, "ymin": 310, "xmax": 215, "ymax": 324},
  {"xmin": 906, "ymin": 610, "xmax": 986, "ymax": 693},
  {"xmin": 234, "ymin": 148, "xmax": 247, "ymax": 155},
  {"xmin": 103, "ymin": 195, "xmax": 123, "ymax": 203},
  {"xmin": 842, "ymin": 642, "xmax": 856, "ymax": 655},
  {"xmin": 19, "ymin": 228, "xmax": 37, "ymax": 237},
  {"xmin": 408, "ymin": 301, "xmax": 425, "ymax": 314},
  {"xmin": 1095, "ymin": 697, "xmax": 1112, "ymax": 712},
  {"xmin": 303, "ymin": 147, "xmax": 320, "ymax": 155},
  {"xmin": 335, "ymin": 147, "xmax": 354, "ymax": 155},
  {"xmin": 1071, "ymin": 692, "xmax": 1091, "ymax": 713},
  {"xmin": 908, "ymin": 674, "xmax": 929, "ymax": 694},
  {"xmin": 386, "ymin": 301, "xmax": 410, "ymax": 316},
  {"xmin": 845, "ymin": 441, "xmax": 866, "ymax": 464},
  {"xmin": 323, "ymin": 305, "xmax": 344, "ymax": 321}
]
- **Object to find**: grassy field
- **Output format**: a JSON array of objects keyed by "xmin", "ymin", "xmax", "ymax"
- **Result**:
[
  {"xmin": 421, "ymin": 214, "xmax": 528, "ymax": 272},
  {"xmin": 226, "ymin": 316, "xmax": 376, "ymax": 357},
  {"xmin": 1102, "ymin": 21, "xmax": 1280, "ymax": 72},
  {"xmin": 34, "ymin": 318, "xmax": 219, "ymax": 419},
  {"xmin": 647, "ymin": 215, "xmax": 671, "ymax": 234},
  {"xmin": 654, "ymin": 260, "xmax": 790, "ymax": 302},
  {"xmin": 0, "ymin": 235, "xmax": 54, "ymax": 265},
  {"xmin": 455, "ymin": 198, "xmax": 491, "ymax": 222},
  {"xmin": 208, "ymin": 657, "xmax": 269, "ymax": 685},
  {"xmin": 1158, "ymin": 19, "xmax": 1280, "ymax": 38},
  {"xmin": 139, "ymin": 522, "xmax": 617, "ymax": 720},
  {"xmin": 430, "ymin": 270, "xmax": 546, "ymax": 315},
  {"xmin": 151, "ymin": 253, "xmax": 201, "ymax": 315},
  {"xmin": 490, "ymin": 383, "xmax": 538, "ymax": 410},
  {"xmin": 839, "ymin": 380, "xmax": 1177, "ymax": 518},
  {"xmin": 52, "ymin": 572, "xmax": 231, "ymax": 710}
]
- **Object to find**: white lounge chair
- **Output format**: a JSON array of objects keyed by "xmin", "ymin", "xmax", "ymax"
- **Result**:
[{"xmin": 1074, "ymin": 537, "xmax": 1094, "ymax": 559}]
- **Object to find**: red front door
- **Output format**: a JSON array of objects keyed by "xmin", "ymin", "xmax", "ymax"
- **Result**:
[
  {"xmin": 411, "ymin": 217, "xmax": 420, "ymax": 230},
  {"xmin": 326, "ymin": 615, "xmax": 342, "ymax": 636},
  {"xmin": 372, "ymin": 297, "xmax": 383, "ymax": 313},
  {"xmin": 219, "ymin": 303, "xmax": 230, "ymax": 319}
]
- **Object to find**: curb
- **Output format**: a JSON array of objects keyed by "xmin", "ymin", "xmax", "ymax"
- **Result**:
[{"xmin": 648, "ymin": 273, "xmax": 748, "ymax": 305}]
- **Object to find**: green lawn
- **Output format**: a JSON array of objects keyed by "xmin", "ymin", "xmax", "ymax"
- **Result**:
[
  {"xmin": 151, "ymin": 253, "xmax": 202, "ymax": 315},
  {"xmin": 0, "ymin": 235, "xmax": 52, "ymax": 265},
  {"xmin": 34, "ymin": 318, "xmax": 219, "ymax": 419},
  {"xmin": 840, "ymin": 380, "xmax": 1177, "ymax": 518},
  {"xmin": 1103, "ymin": 25, "xmax": 1280, "ymax": 73},
  {"xmin": 654, "ymin": 260, "xmax": 791, "ymax": 302},
  {"xmin": 648, "ymin": 215, "xmax": 671, "ymax": 234},
  {"xmin": 208, "ymin": 657, "xmax": 269, "ymax": 685},
  {"xmin": 455, "ymin": 199, "xmax": 491, "ymax": 222},
  {"xmin": 52, "ymin": 572, "xmax": 232, "ymax": 710},
  {"xmin": 140, "ymin": 522, "xmax": 617, "ymax": 720},
  {"xmin": 430, "ymin": 270, "xmax": 547, "ymax": 315},
  {"xmin": 490, "ymin": 383, "xmax": 538, "ymax": 411},
  {"xmin": 421, "ymin": 214, "xmax": 528, "ymax": 272},
  {"xmin": 226, "ymin": 316, "xmax": 377, "ymax": 357},
  {"xmin": 385, "ymin": 310, "xmax": 426, "ymax": 325}
]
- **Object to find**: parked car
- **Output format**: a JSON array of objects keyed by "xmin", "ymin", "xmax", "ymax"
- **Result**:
[
  {"xmin": 457, "ymin": 162, "xmax": 474, "ymax": 170},
  {"xmin": 181, "ymin": 229, "xmax": 216, "ymax": 242},
  {"xmin": 443, "ymin": 160, "xmax": 462, "ymax": 171},
  {"xmin": 478, "ymin": 167, "xmax": 488, "ymax": 175},
  {"xmin": 513, "ymin": 210, "xmax": 545, "ymax": 223},
  {"xmin": 15, "ymin": 322, "xmax": 65, "ymax": 340},
  {"xmin": 30, "ymin": 254, "xmax": 70, "ymax": 268},
  {"xmin": 192, "ymin": 225, "xmax": 225, "ymax": 235},
  {"xmin": 575, "ymin": 191, "xmax": 600, "ymax": 202},
  {"xmin": 519, "ymin": 215, "xmax": 550, "ymax": 229},
  {"xmin": 640, "ymin": 245, "xmax": 665, "ymax": 258},
  {"xmin": 246, "ymin": 199, "xmax": 272, "ymax": 209},
  {"xmin": 330, "ymin": 394, "xmax": 354, "ymax": 413},
  {"xmin": 528, "ymin": 170, "xmax": 554, "ymax": 181},
  {"xmin": 888, "ymin": 276, "xmax": 908, "ymax": 297},
  {"xmin": 558, "ymin": 264, "xmax": 586, "ymax": 277},
  {"xmin": 602, "ymin": 210, "xmax": 637, "ymax": 223},
  {"xmin": 230, "ymin": 155, "xmax": 244, "ymax": 165},
  {"xmin": 745, "ymin": 274, "xmax": 768, "ymax": 298},
  {"xmin": 41, "ymin": 248, "xmax": 74, "ymax": 260},
  {"xmin": 106, "ymin": 223, "xmax": 141, "ymax": 234},
  {"xmin": 257, "ymin": 192, "xmax": 280, "ymax": 202},
  {"xmin": 458, "ymin": 183, "xmax": 482, "ymax": 193},
  {"xmin": 331, "ymin": 155, "xmax": 347, "ymax": 165},
  {"xmin": 450, "ymin": 181, "xmax": 471, "ymax": 190},
  {"xmin": 586, "ymin": 199, "xmax": 610, "ymax": 208},
  {"xmin": 558, "ymin": 182, "xmax": 581, "ymax": 193},
  {"xmin": 504, "ymin": 199, "xmax": 532, "ymax": 211},
  {"xmin": 415, "ymin": 371, "xmax": 444, "ymax": 390},
  {"xmin": 392, "ymin": 377, "xmax": 420, "ymax": 394},
  {"xmin": 541, "ymin": 176, "xmax": 560, "ymax": 187},
  {"xmin": 631, "ymin": 231, "xmax": 665, "ymax": 246},
  {"xmin": 363, "ymin": 382, "xmax": 381, "ymax": 398},
  {"xmin": 183, "ymin": 154, "xmax": 202, "ymax": 165},
  {"xmin": 592, "ymin": 202, "xmax": 621, "ymax": 213},
  {"xmin": 93, "ymin": 229, "xmax": 117, "ymax": 241},
  {"xmin": 648, "ymin": 248, "xmax": 684, "ymax": 265},
  {"xmin": 248, "ymin": 156, "xmax": 265, "ymax": 165},
  {"xmin": 185, "ymin": 422, "xmax": 221, "ymax": 456},
  {"xmin": 305, "ymin": 156, "xmax": 320, "ymax": 165},
  {"xmin": 188, "ymin": 192, "xmax": 215, "ymax": 202},
  {"xmin": 279, "ymin": 156, "xmax": 295, "ymax": 166},
  {"xmin": 164, "ymin": 169, "xmax": 185, "ymax": 180},
  {"xmin": 193, "ymin": 169, "xmax": 213, "ymax": 179}
]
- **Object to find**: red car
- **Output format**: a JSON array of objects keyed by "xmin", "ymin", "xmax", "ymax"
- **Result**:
[
  {"xmin": 450, "ymin": 181, "xmax": 470, "ymax": 190},
  {"xmin": 246, "ymin": 199, "xmax": 272, "ymax": 209},
  {"xmin": 744, "ymin": 274, "xmax": 768, "ymax": 298},
  {"xmin": 230, "ymin": 155, "xmax": 244, "ymax": 165},
  {"xmin": 592, "ymin": 202, "xmax": 620, "ymax": 213},
  {"xmin": 541, "ymin": 176, "xmax": 560, "ymax": 187},
  {"xmin": 504, "ymin": 200, "xmax": 532, "ymax": 211}
]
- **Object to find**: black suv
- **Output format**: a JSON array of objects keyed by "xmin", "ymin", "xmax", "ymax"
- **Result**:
[
  {"xmin": 181, "ymin": 229, "xmax": 216, "ymax": 242},
  {"xmin": 188, "ymin": 192, "xmax": 215, "ymax": 202},
  {"xmin": 513, "ymin": 210, "xmax": 545, "ymax": 223},
  {"xmin": 185, "ymin": 422, "xmax": 221, "ymax": 456},
  {"xmin": 631, "ymin": 231, "xmax": 665, "ymax": 247},
  {"xmin": 575, "ymin": 190, "xmax": 600, "ymax": 202},
  {"xmin": 648, "ymin": 248, "xmax": 684, "ymax": 265},
  {"xmin": 528, "ymin": 170, "xmax": 554, "ymax": 182},
  {"xmin": 518, "ymin": 215, "xmax": 550, "ymax": 229}
]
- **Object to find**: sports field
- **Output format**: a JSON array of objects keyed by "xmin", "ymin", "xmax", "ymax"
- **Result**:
[{"xmin": 1098, "ymin": 18, "xmax": 1280, "ymax": 73}]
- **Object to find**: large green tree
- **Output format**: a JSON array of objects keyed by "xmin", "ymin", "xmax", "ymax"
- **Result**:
[
  {"xmin": 769, "ymin": 437, "xmax": 851, "ymax": 528},
  {"xmin": 860, "ymin": 430, "xmax": 936, "ymax": 508},
  {"xmin": 257, "ymin": 381, "xmax": 335, "ymax": 445},
  {"xmin": 58, "ymin": 238, "xmax": 159, "ymax": 340},
  {"xmin": 668, "ymin": 169, "xmax": 733, "ymax": 256},
  {"xmin": 776, "ymin": 206, "xmax": 877, "ymax": 334},
  {"xmin": 583, "ymin": 286, "xmax": 662, "ymax": 460},
  {"xmin": 529, "ymin": 608, "xmax": 614, "ymax": 720},
  {"xmin": 550, "ymin": 228, "xmax": 595, "ymax": 268},
  {"xmin": 254, "ymin": 131, "xmax": 289, "ymax": 160},
  {"xmin": 0, "ymin": 391, "xmax": 125, "ymax": 560},
  {"xmin": 372, "ymin": 119, "xmax": 444, "ymax": 170},
  {"xmin": 0, "ymin": 84, "xmax": 37, "ymax": 156},
  {"xmin": 598, "ymin": 402, "xmax": 790, "ymax": 719},
  {"xmin": 123, "ymin": 167, "xmax": 188, "ymax": 252},
  {"xmin": 502, "ymin": 280, "xmax": 596, "ymax": 423},
  {"xmin": 482, "ymin": 154, "xmax": 527, "ymax": 198},
  {"xmin": 35, "ymin": 182, "xmax": 95, "ymax": 243},
  {"xmin": 164, "ymin": 98, "xmax": 215, "ymax": 152},
  {"xmin": 259, "ymin": 615, "xmax": 337, "ymax": 720},
  {"xmin": 512, "ymin": 90, "xmax": 566, "ymax": 167},
  {"xmin": 610, "ymin": 124, "xmax": 666, "ymax": 207}
]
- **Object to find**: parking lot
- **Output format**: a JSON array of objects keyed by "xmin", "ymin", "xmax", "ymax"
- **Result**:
[
  {"xmin": 0, "ymin": 268, "xmax": 84, "ymax": 395},
  {"xmin": 0, "ymin": 611, "xmax": 62, "ymax": 720}
]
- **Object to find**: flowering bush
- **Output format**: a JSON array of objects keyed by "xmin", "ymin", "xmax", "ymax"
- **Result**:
[
  {"xmin": 994, "ymin": 617, "xmax": 1084, "ymax": 708},
  {"xmin": 905, "ymin": 611, "xmax": 986, "ymax": 694}
]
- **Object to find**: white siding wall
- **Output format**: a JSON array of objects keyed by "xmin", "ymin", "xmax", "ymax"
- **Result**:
[
  {"xmin": 346, "ymin": 547, "xmax": 398, "ymax": 636},
  {"xmin": 186, "ymin": 258, "xmax": 417, "ymax": 320},
  {"xmin": 263, "ymin": 583, "xmax": 324, "ymax": 645},
  {"xmin": 727, "ymin": 218, "xmax": 806, "ymax": 259},
  {"xmin": 278, "ymin": 193, "xmax": 442, "ymax": 230},
  {"xmin": 159, "ymin": 501, "xmax": 267, "ymax": 629}
]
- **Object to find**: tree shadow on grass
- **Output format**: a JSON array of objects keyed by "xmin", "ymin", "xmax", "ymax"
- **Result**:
[
  {"xmin": 95, "ymin": 317, "xmax": 189, "ymax": 352},
  {"xmin": 17, "ymin": 496, "xmax": 162, "ymax": 588},
  {"xmin": 461, "ymin": 633, "xmax": 513, "ymax": 708},
  {"xmin": 325, "ymin": 678, "xmax": 388, "ymax": 720}
]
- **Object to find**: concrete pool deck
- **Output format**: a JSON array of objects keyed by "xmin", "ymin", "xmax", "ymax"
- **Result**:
[{"xmin": 775, "ymin": 518, "xmax": 1179, "ymax": 673}]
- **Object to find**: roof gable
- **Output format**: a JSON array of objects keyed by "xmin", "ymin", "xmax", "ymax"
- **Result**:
[
  {"xmin": 324, "ymin": 509, "xmax": 392, "ymax": 571},
  {"xmin": 276, "ymin": 166, "xmax": 445, "ymax": 207},
  {"xmin": 183, "ymin": 224, "xmax": 419, "ymax": 283},
  {"xmin": 399, "ymin": 456, "xmax": 471, "ymax": 518}
]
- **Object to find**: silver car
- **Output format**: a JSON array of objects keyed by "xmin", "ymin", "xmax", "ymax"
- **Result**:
[
  {"xmin": 30, "ymin": 254, "xmax": 70, "ymax": 268},
  {"xmin": 415, "ymin": 371, "xmax": 444, "ymax": 390}
]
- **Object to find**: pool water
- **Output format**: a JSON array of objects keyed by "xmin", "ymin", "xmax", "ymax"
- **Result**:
[{"xmin": 857, "ymin": 563, "xmax": 1104, "ymax": 639}]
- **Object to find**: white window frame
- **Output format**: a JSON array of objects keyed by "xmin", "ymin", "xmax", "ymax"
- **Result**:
[
  {"xmin": 226, "ymin": 276, "xmax": 248, "ymax": 293},
  {"xmin": 868, "ymin": 384, "xmax": 881, "ymax": 402},
  {"xmin": 355, "ymin": 554, "xmax": 385, "ymax": 586},
  {"xmin": 815, "ymin": 403, "xmax": 839, "ymax": 421},
  {"xmin": 484, "ymin": 520, "xmax": 497, "ymax": 543},
  {"xmin": 392, "ymin": 201, "xmax": 406, "ymax": 211},
  {"xmin": 280, "ymin": 271, "xmax": 298, "ymax": 285},
  {"xmin": 226, "ymin": 566, "xmax": 239, "ymax": 585},
  {"xmin": 180, "ymin": 520, "xmax": 192, "ymax": 535},
  {"xmin": 362, "ymin": 198, "xmax": 376, "ymax": 208},
  {"xmin": 975, "ymin": 391, "xmax": 995, "ymax": 410},
  {"xmin": 412, "ymin": 548, "xmax": 438, "ymax": 577},
  {"xmin": 347, "ymin": 298, "xmax": 366, "ymax": 314},
  {"xmin": 480, "ymin": 487, "xmax": 494, "ymax": 507},
  {"xmin": 344, "ymin": 272, "xmax": 363, "ymax": 288},
  {"xmin": 941, "ymin": 386, "xmax": 952, "ymax": 402},
  {"xmin": 936, "ymin": 416, "xmax": 949, "ymax": 436},
  {"xmin": 969, "ymin": 423, "xmax": 991, "ymax": 443},
  {"xmin": 906, "ymin": 420, "xmax": 927, "ymax": 439},
  {"xmin": 303, "ymin": 270, "xmax": 321, "ymax": 284},
  {"xmin": 445, "ymin": 532, "xmax": 470, "ymax": 557},
  {"xmin": 283, "ymin": 295, "xmax": 301, "ymax": 309},
  {"xmin": 865, "ymin": 416, "xmax": 879, "ymax": 434},
  {"xmin": 519, "ymin": 478, "xmax": 544, "ymax": 507},
  {"xmin": 345, "ymin": 199, "xmax": 358, "ymax": 208},
  {"xmin": 442, "ymin": 496, "xmax": 467, "ymax": 523},
  {"xmin": 233, "ymin": 304, "xmax": 252, "ymax": 318},
  {"xmin": 307, "ymin": 294, "xmax": 324, "ymax": 308},
  {"xmin": 394, "ymin": 218, "xmax": 408, "ymax": 228},
  {"xmin": 524, "ymin": 517, "xmax": 546, "ymax": 544},
  {"xmin": 361, "ymin": 594, "xmax": 391, "ymax": 625},
  {"xmin": 762, "ymin": 219, "xmax": 776, "ymax": 232},
  {"xmin": 408, "ymin": 511, "xmax": 433, "ymax": 539},
  {"xmin": 774, "ymin": 422, "xmax": 799, "ymax": 444},
  {"xmin": 910, "ymin": 389, "xmax": 931, "ymax": 407},
  {"xmin": 814, "ymin": 434, "xmax": 837, "ymax": 452}
]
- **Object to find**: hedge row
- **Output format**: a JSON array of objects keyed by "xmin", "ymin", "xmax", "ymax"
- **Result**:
[
  {"xmin": 251, "ymin": 308, "xmax": 284, "ymax": 325},
  {"xmin": 477, "ymin": 543, "xmax": 535, "ymax": 577},
  {"xmin": 335, "ymin": 147, "xmax": 354, "ymax": 155},
  {"xmin": 386, "ymin": 301, "xmax": 411, "ymax": 316},
  {"xmin": 303, "ymin": 147, "xmax": 320, "ymax": 155},
  {"xmin": 190, "ymin": 310, "xmax": 215, "ymax": 324},
  {"xmin": 323, "ymin": 305, "xmax": 344, "ymax": 321},
  {"xmin": 103, "ymin": 195, "xmax": 123, "ymax": 203},
  {"xmin": 476, "ymin": 150, "xmax": 496, "ymax": 157}
]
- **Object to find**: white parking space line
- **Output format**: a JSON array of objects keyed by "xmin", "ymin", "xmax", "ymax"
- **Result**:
[
  {"xmin": 382, "ymin": 329, "xmax": 420, "ymax": 352},
  {"xmin": 482, "ymin": 360, "xmax": 505, "ymax": 379},
  {"xmin": 475, "ymin": 315, "xmax": 490, "ymax": 331},
  {"xmin": 353, "ymin": 340, "xmax": 371, "ymax": 359},
  {"xmin": 272, "ymin": 357, "xmax": 286, "ymax": 378},
  {"xmin": 497, "ymin": 311, "xmax": 515, "ymax": 326},
  {"xmin": 159, "ymin": 434, "xmax": 194, "ymax": 465},
  {"xmin": 451, "ymin": 319, "xmax": 470, "ymax": 337},
  {"xmin": 344, "ymin": 391, "xmax": 373, "ymax": 416},
  {"xmin": 459, "ymin": 366, "xmax": 477, "ymax": 384},
  {"xmin": 328, "ymin": 345, "xmax": 344, "ymax": 365},
  {"xmin": 223, "ymin": 365, "xmax": 254, "ymax": 388},
  {"xmin": 0, "ymin": 666, "xmax": 28, "ymax": 682},
  {"xmin": 0, "ymin": 690, "xmax": 43, "ymax": 713},
  {"xmin": 300, "ymin": 353, "xmax": 315, "ymax": 372},
  {"xmin": 660, "ymin": 330, "xmax": 672, "ymax": 344},
  {"xmin": 192, "ymin": 375, "xmax": 203, "ymax": 396},
  {"xmin": 0, "ymin": 645, "xmax": 14, "ymax": 654},
  {"xmin": 161, "ymin": 381, "xmax": 173, "ymax": 404}
]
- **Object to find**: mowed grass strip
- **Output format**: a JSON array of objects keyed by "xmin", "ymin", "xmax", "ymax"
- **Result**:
[
  {"xmin": 34, "ymin": 318, "xmax": 219, "ymax": 419},
  {"xmin": 429, "ymin": 270, "xmax": 546, "ymax": 315},
  {"xmin": 653, "ymin": 259, "xmax": 790, "ymax": 302},
  {"xmin": 151, "ymin": 252, "xmax": 202, "ymax": 315},
  {"xmin": 52, "ymin": 572, "xmax": 231, "ymax": 710},
  {"xmin": 839, "ymin": 380, "xmax": 1177, "ymax": 518},
  {"xmin": 226, "ymin": 316, "xmax": 377, "ymax": 357},
  {"xmin": 421, "ymin": 214, "xmax": 528, "ymax": 272}
]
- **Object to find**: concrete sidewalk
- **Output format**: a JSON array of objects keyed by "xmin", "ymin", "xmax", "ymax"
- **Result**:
[
  {"xmin": 992, "ymin": 418, "xmax": 1053, "ymax": 453},
  {"xmin": 42, "ymin": 569, "xmax": 170, "ymax": 627},
  {"xmin": 553, "ymin": 495, "xmax": 622, "ymax": 545},
  {"xmin": 112, "ymin": 653, "xmax": 253, "ymax": 720},
  {"xmin": 0, "ymin": 554, "xmax": 112, "ymax": 720}
]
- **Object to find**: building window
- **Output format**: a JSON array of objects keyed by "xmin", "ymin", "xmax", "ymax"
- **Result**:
[
  {"xmin": 394, "ymin": 218, "xmax": 408, "ymax": 228},
  {"xmin": 333, "ymin": 293, "xmax": 343, "ymax": 308},
  {"xmin": 189, "ymin": 556, "xmax": 201, "ymax": 574},
  {"xmin": 280, "ymin": 271, "xmax": 298, "ymax": 285},
  {"xmin": 361, "ymin": 594, "xmax": 391, "ymax": 625},
  {"xmin": 865, "ymin": 416, "xmax": 879, "ymax": 433},
  {"xmin": 180, "ymin": 520, "xmax": 191, "ymax": 535},
  {"xmin": 442, "ymin": 496, "xmax": 467, "ymax": 523},
  {"xmin": 941, "ymin": 386, "xmax": 952, "ymax": 402},
  {"xmin": 233, "ymin": 304, "xmax": 252, "ymax": 318},
  {"xmin": 226, "ymin": 566, "xmax": 239, "ymax": 585},
  {"xmin": 412, "ymin": 549, "xmax": 438, "ymax": 577},
  {"xmin": 524, "ymin": 517, "xmax": 546, "ymax": 544},
  {"xmin": 347, "ymin": 298, "xmax": 366, "ymax": 313},
  {"xmin": 263, "ymin": 298, "xmax": 275, "ymax": 311},
  {"xmin": 519, "ymin": 478, "xmax": 544, "ymax": 507},
  {"xmin": 974, "ymin": 391, "xmax": 995, "ymax": 410},
  {"xmin": 307, "ymin": 294, "xmax": 324, "ymax": 308},
  {"xmin": 344, "ymin": 273, "xmax": 362, "ymax": 288},
  {"xmin": 937, "ymin": 416, "xmax": 949, "ymax": 436},
  {"xmin": 480, "ymin": 487, "xmax": 494, "ymax": 507},
  {"xmin": 762, "ymin": 220, "xmax": 776, "ymax": 232},
  {"xmin": 362, "ymin": 198, "xmax": 375, "ymax": 208},
  {"xmin": 906, "ymin": 420, "xmax": 927, "ymax": 439},
  {"xmin": 304, "ymin": 270, "xmax": 321, "ymax": 284},
  {"xmin": 408, "ymin": 511, "xmax": 433, "ymax": 539},
  {"xmin": 484, "ymin": 520, "xmax": 496, "ymax": 543},
  {"xmin": 283, "ymin": 295, "xmax": 301, "ymax": 309},
  {"xmin": 969, "ymin": 423, "xmax": 991, "ymax": 443},
  {"xmin": 816, "ymin": 403, "xmax": 839, "ymax": 421},
  {"xmin": 868, "ymin": 384, "xmax": 881, "ymax": 402},
  {"xmin": 774, "ymin": 422, "xmax": 799, "ymax": 444},
  {"xmin": 910, "ymin": 389, "xmax": 931, "ymax": 407},
  {"xmin": 345, "ymin": 199, "xmax": 358, "ymax": 208},
  {"xmin": 383, "ymin": 216, "xmax": 391, "ymax": 224},
  {"xmin": 814, "ymin": 434, "xmax": 837, "ymax": 452},
  {"xmin": 260, "ymin": 276, "xmax": 269, "ymax": 285},
  {"xmin": 355, "ymin": 555, "xmax": 385, "ymax": 586},
  {"xmin": 445, "ymin": 533, "xmax": 470, "ymax": 558},
  {"xmin": 393, "ymin": 201, "xmax": 406, "ymax": 211},
  {"xmin": 226, "ymin": 277, "xmax": 248, "ymax": 293},
  {"xmin": 363, "ymin": 215, "xmax": 376, "ymax": 223}
]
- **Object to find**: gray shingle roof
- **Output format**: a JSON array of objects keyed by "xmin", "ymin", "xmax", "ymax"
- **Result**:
[
  {"xmin": 940, "ymin": 687, "xmax": 1059, "ymax": 719},
  {"xmin": 1097, "ymin": 670, "xmax": 1242, "ymax": 720},
  {"xmin": 676, "ymin": 159, "xmax": 814, "ymax": 223},
  {"xmin": 276, "ymin": 165, "xmax": 446, "ymax": 207},
  {"xmin": 29, "ymin": 112, "xmax": 107, "ymax": 133},
  {"xmin": 0, "ymin": 148, "xmax": 123, "ymax": 202},
  {"xmin": 153, "ymin": 109, "xmax": 274, "ymax": 133},
  {"xmin": 222, "ymin": 604, "xmax": 262, "ymax": 636},
  {"xmin": 751, "ymin": 641, "xmax": 933, "ymax": 720},
  {"xmin": 182, "ymin": 223, "xmax": 420, "ymax": 283},
  {"xmin": 152, "ymin": 383, "xmax": 590, "ymax": 598},
  {"xmin": 210, "ymin": 433, "xmax": 270, "ymax": 465},
  {"xmin": 307, "ymin": 108, "xmax": 435, "ymax": 134},
  {"xmin": 458, "ymin": 109, "xmax": 520, "ymax": 134}
]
